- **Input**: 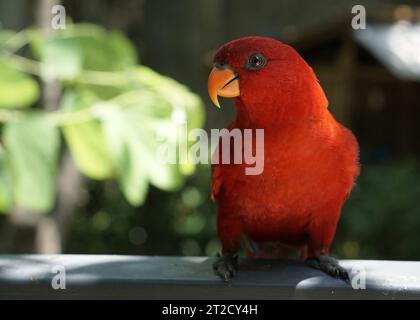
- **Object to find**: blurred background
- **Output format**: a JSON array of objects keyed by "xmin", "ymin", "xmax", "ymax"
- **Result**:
[{"xmin": 0, "ymin": 0, "xmax": 420, "ymax": 260}]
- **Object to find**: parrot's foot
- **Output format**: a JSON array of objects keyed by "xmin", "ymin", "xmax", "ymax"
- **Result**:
[
  {"xmin": 306, "ymin": 255, "xmax": 349, "ymax": 282},
  {"xmin": 213, "ymin": 252, "xmax": 238, "ymax": 282}
]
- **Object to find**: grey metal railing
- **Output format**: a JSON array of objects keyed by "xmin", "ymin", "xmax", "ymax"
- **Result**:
[{"xmin": 0, "ymin": 255, "xmax": 419, "ymax": 299}]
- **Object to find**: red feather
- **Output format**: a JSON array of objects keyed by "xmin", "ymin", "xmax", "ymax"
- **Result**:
[{"xmin": 211, "ymin": 37, "xmax": 360, "ymax": 259}]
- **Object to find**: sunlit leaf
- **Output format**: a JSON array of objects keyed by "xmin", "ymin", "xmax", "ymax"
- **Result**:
[
  {"xmin": 60, "ymin": 90, "xmax": 115, "ymax": 180},
  {"xmin": 0, "ymin": 61, "xmax": 40, "ymax": 108},
  {"xmin": 30, "ymin": 25, "xmax": 136, "ymax": 80},
  {"xmin": 106, "ymin": 90, "xmax": 186, "ymax": 191},
  {"xmin": 38, "ymin": 36, "xmax": 82, "ymax": 80},
  {"xmin": 4, "ymin": 115, "xmax": 60, "ymax": 212},
  {"xmin": 126, "ymin": 66, "xmax": 205, "ymax": 174},
  {"xmin": 77, "ymin": 31, "xmax": 137, "ymax": 71},
  {"xmin": 101, "ymin": 103, "xmax": 149, "ymax": 206},
  {"xmin": 128, "ymin": 66, "xmax": 205, "ymax": 130}
]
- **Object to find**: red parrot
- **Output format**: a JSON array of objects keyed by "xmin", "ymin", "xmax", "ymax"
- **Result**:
[{"xmin": 207, "ymin": 36, "xmax": 360, "ymax": 281}]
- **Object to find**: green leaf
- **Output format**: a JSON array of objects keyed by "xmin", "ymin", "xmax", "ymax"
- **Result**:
[
  {"xmin": 101, "ymin": 103, "xmax": 149, "ymax": 206},
  {"xmin": 0, "ymin": 60, "xmax": 40, "ymax": 108},
  {"xmin": 0, "ymin": 146, "xmax": 12, "ymax": 213},
  {"xmin": 126, "ymin": 66, "xmax": 205, "ymax": 174},
  {"xmin": 4, "ymin": 115, "xmax": 60, "ymax": 212},
  {"xmin": 60, "ymin": 90, "xmax": 114, "ymax": 180},
  {"xmin": 105, "ymin": 90, "xmax": 186, "ymax": 191},
  {"xmin": 96, "ymin": 66, "xmax": 206, "ymax": 197},
  {"xmin": 39, "ymin": 37, "xmax": 82, "ymax": 80},
  {"xmin": 131, "ymin": 66, "xmax": 205, "ymax": 130},
  {"xmin": 29, "ymin": 24, "xmax": 136, "ymax": 80},
  {"xmin": 77, "ymin": 31, "xmax": 137, "ymax": 71},
  {"xmin": 106, "ymin": 31, "xmax": 138, "ymax": 67}
]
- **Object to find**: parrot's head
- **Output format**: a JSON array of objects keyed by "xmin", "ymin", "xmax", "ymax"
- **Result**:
[{"xmin": 208, "ymin": 36, "xmax": 328, "ymax": 126}]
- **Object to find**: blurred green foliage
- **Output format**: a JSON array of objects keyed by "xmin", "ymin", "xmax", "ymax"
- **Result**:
[
  {"xmin": 0, "ymin": 61, "xmax": 40, "ymax": 108},
  {"xmin": 334, "ymin": 159, "xmax": 420, "ymax": 260},
  {"xmin": 0, "ymin": 23, "xmax": 204, "ymax": 212},
  {"xmin": 5, "ymin": 115, "xmax": 59, "ymax": 212}
]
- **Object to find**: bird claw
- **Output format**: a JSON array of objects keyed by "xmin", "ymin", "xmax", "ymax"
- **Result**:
[
  {"xmin": 306, "ymin": 254, "xmax": 350, "ymax": 283},
  {"xmin": 213, "ymin": 252, "xmax": 238, "ymax": 282}
]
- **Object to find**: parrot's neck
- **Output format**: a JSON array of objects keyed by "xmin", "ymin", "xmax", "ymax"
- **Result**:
[{"xmin": 233, "ymin": 98, "xmax": 328, "ymax": 130}]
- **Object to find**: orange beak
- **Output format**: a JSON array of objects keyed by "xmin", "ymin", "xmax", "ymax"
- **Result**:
[{"xmin": 207, "ymin": 65, "xmax": 240, "ymax": 108}]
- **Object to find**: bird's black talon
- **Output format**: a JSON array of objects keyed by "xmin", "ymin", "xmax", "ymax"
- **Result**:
[
  {"xmin": 213, "ymin": 252, "xmax": 238, "ymax": 282},
  {"xmin": 306, "ymin": 254, "xmax": 349, "ymax": 283}
]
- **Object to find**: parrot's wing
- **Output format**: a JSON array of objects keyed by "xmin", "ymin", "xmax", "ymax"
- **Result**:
[
  {"xmin": 211, "ymin": 161, "xmax": 223, "ymax": 201},
  {"xmin": 211, "ymin": 123, "xmax": 237, "ymax": 202}
]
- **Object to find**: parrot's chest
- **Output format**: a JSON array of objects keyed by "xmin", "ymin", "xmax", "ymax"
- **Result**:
[
  {"xmin": 223, "ymin": 175, "xmax": 315, "ymax": 245},
  {"xmin": 221, "ymin": 156, "xmax": 319, "ymax": 241},
  {"xmin": 222, "ymin": 137, "xmax": 336, "ymax": 211},
  {"xmin": 218, "ymin": 133, "xmax": 346, "ymax": 242}
]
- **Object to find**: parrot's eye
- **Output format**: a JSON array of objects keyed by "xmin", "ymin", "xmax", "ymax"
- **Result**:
[{"xmin": 245, "ymin": 53, "xmax": 267, "ymax": 71}]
